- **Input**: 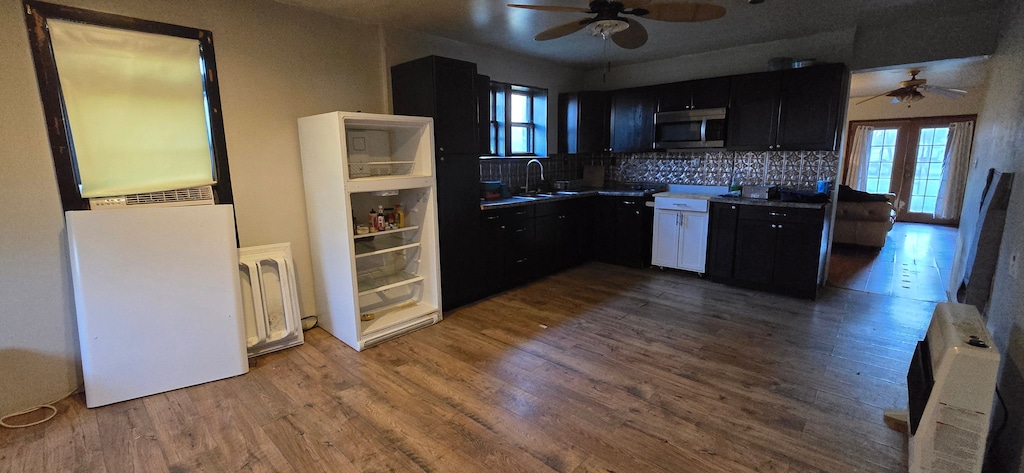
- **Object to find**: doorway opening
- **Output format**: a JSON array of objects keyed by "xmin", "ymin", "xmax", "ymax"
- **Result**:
[{"xmin": 842, "ymin": 115, "xmax": 976, "ymax": 226}]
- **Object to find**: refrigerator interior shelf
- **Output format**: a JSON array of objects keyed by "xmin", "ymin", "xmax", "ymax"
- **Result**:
[
  {"xmin": 349, "ymin": 161, "xmax": 416, "ymax": 179},
  {"xmin": 354, "ymin": 225, "xmax": 419, "ymax": 240},
  {"xmin": 355, "ymin": 237, "xmax": 419, "ymax": 258},
  {"xmin": 360, "ymin": 301, "xmax": 439, "ymax": 336},
  {"xmin": 357, "ymin": 268, "xmax": 423, "ymax": 295}
]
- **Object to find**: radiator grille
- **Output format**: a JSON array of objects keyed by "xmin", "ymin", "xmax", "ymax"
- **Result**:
[
  {"xmin": 126, "ymin": 186, "xmax": 214, "ymax": 205},
  {"xmin": 90, "ymin": 185, "xmax": 214, "ymax": 209}
]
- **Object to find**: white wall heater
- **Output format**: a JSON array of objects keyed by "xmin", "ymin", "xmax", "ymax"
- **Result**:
[{"xmin": 907, "ymin": 302, "xmax": 1000, "ymax": 473}]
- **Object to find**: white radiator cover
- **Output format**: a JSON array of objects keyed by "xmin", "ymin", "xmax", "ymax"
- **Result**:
[{"xmin": 908, "ymin": 302, "xmax": 1000, "ymax": 473}]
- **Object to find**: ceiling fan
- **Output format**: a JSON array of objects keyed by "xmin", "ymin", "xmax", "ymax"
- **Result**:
[
  {"xmin": 507, "ymin": 0, "xmax": 726, "ymax": 50},
  {"xmin": 857, "ymin": 69, "xmax": 968, "ymax": 105}
]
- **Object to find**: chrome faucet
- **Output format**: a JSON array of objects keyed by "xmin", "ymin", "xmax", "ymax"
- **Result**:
[{"xmin": 525, "ymin": 158, "xmax": 545, "ymax": 194}]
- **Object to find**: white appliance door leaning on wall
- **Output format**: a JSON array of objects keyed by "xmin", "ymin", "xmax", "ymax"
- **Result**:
[{"xmin": 66, "ymin": 204, "xmax": 248, "ymax": 408}]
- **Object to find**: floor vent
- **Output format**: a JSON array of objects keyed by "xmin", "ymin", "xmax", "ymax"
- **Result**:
[{"xmin": 238, "ymin": 243, "xmax": 304, "ymax": 357}]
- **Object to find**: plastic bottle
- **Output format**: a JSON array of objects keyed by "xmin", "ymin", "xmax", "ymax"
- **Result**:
[
  {"xmin": 368, "ymin": 208, "xmax": 377, "ymax": 232},
  {"xmin": 729, "ymin": 170, "xmax": 742, "ymax": 196},
  {"xmin": 376, "ymin": 205, "xmax": 386, "ymax": 231},
  {"xmin": 395, "ymin": 204, "xmax": 405, "ymax": 228}
]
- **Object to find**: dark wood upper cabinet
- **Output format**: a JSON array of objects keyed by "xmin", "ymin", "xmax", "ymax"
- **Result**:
[
  {"xmin": 727, "ymin": 63, "xmax": 848, "ymax": 151},
  {"xmin": 775, "ymin": 63, "xmax": 849, "ymax": 151},
  {"xmin": 609, "ymin": 87, "xmax": 656, "ymax": 153},
  {"xmin": 726, "ymin": 70, "xmax": 783, "ymax": 151},
  {"xmin": 558, "ymin": 91, "xmax": 610, "ymax": 154},
  {"xmin": 391, "ymin": 56, "xmax": 479, "ymax": 155},
  {"xmin": 656, "ymin": 77, "xmax": 731, "ymax": 112}
]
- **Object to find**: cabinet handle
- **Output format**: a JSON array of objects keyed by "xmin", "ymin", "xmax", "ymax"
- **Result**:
[
  {"xmin": 730, "ymin": 205, "xmax": 737, "ymax": 210},
  {"xmin": 515, "ymin": 228, "xmax": 526, "ymax": 233},
  {"xmin": 515, "ymin": 210, "xmax": 527, "ymax": 216},
  {"xmin": 771, "ymin": 224, "xmax": 777, "ymax": 229},
  {"xmin": 673, "ymin": 203, "xmax": 692, "ymax": 209},
  {"xmin": 778, "ymin": 224, "xmax": 783, "ymax": 229},
  {"xmin": 559, "ymin": 215, "xmax": 567, "ymax": 219},
  {"xmin": 623, "ymin": 200, "xmax": 636, "ymax": 205},
  {"xmin": 516, "ymin": 258, "xmax": 527, "ymax": 264},
  {"xmin": 486, "ymin": 215, "xmax": 500, "ymax": 220},
  {"xmin": 500, "ymin": 225, "xmax": 506, "ymax": 230},
  {"xmin": 635, "ymin": 210, "xmax": 640, "ymax": 215},
  {"xmin": 769, "ymin": 211, "xmax": 787, "ymax": 217}
]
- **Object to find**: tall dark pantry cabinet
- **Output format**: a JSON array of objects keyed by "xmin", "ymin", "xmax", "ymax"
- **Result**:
[{"xmin": 391, "ymin": 56, "xmax": 484, "ymax": 310}]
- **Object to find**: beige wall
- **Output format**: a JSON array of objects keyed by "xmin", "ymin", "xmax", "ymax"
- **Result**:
[
  {"xmin": 957, "ymin": 2, "xmax": 1024, "ymax": 471},
  {"xmin": 0, "ymin": 0, "xmax": 385, "ymax": 415}
]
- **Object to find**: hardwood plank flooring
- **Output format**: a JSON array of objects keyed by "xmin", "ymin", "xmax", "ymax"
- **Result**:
[
  {"xmin": 0, "ymin": 262, "xmax": 937, "ymax": 472},
  {"xmin": 829, "ymin": 222, "xmax": 956, "ymax": 302}
]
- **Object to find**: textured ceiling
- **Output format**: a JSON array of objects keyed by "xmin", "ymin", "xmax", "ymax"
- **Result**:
[{"xmin": 272, "ymin": 0, "xmax": 995, "ymax": 96}]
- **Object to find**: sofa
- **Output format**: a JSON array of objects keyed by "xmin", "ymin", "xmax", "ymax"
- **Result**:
[{"xmin": 832, "ymin": 186, "xmax": 897, "ymax": 248}]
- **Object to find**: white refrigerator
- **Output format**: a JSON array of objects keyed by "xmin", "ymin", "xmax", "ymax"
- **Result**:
[{"xmin": 66, "ymin": 204, "xmax": 248, "ymax": 407}]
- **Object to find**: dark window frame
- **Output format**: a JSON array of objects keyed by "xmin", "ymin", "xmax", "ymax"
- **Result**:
[
  {"xmin": 23, "ymin": 0, "xmax": 233, "ymax": 211},
  {"xmin": 488, "ymin": 81, "xmax": 546, "ymax": 157}
]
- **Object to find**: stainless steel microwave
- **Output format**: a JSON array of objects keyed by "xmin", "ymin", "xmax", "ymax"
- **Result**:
[{"xmin": 654, "ymin": 107, "xmax": 727, "ymax": 149}]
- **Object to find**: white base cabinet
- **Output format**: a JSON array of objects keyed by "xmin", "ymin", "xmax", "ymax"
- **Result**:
[
  {"xmin": 298, "ymin": 112, "xmax": 442, "ymax": 351},
  {"xmin": 652, "ymin": 198, "xmax": 710, "ymax": 273}
]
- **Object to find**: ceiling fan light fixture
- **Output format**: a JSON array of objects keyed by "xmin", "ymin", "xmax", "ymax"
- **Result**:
[{"xmin": 591, "ymin": 19, "xmax": 629, "ymax": 39}]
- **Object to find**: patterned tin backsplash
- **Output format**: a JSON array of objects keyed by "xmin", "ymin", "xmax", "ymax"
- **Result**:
[
  {"xmin": 479, "ymin": 155, "xmax": 615, "ymax": 193},
  {"xmin": 480, "ymin": 150, "xmax": 840, "ymax": 192}
]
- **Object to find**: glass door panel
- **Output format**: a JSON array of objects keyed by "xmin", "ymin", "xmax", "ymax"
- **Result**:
[{"xmin": 907, "ymin": 127, "xmax": 949, "ymax": 215}]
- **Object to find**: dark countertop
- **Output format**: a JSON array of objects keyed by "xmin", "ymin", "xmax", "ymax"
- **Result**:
[
  {"xmin": 709, "ymin": 195, "xmax": 830, "ymax": 209},
  {"xmin": 481, "ymin": 183, "xmax": 664, "ymax": 210}
]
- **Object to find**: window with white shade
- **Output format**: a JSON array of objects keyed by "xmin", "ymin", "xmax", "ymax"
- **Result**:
[{"xmin": 24, "ymin": 1, "xmax": 232, "ymax": 210}]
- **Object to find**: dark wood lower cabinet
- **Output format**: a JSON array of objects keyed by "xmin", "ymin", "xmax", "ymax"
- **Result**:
[
  {"xmin": 707, "ymin": 201, "xmax": 827, "ymax": 298},
  {"xmin": 594, "ymin": 196, "xmax": 652, "ymax": 268},
  {"xmin": 479, "ymin": 197, "xmax": 595, "ymax": 298}
]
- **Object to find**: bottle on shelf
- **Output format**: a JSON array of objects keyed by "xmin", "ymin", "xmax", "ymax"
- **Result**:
[
  {"xmin": 395, "ymin": 204, "xmax": 405, "ymax": 228},
  {"xmin": 376, "ymin": 205, "xmax": 386, "ymax": 231},
  {"xmin": 368, "ymin": 208, "xmax": 378, "ymax": 233}
]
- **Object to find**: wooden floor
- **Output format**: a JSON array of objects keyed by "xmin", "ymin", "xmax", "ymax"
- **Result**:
[
  {"xmin": 828, "ymin": 222, "xmax": 957, "ymax": 302},
  {"xmin": 0, "ymin": 263, "xmax": 939, "ymax": 472}
]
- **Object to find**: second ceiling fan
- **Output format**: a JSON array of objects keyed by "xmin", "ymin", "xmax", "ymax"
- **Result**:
[{"xmin": 508, "ymin": 0, "xmax": 726, "ymax": 49}]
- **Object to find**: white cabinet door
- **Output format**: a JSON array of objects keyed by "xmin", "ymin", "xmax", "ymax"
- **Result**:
[
  {"xmin": 652, "ymin": 208, "xmax": 682, "ymax": 267},
  {"xmin": 679, "ymin": 212, "xmax": 709, "ymax": 272}
]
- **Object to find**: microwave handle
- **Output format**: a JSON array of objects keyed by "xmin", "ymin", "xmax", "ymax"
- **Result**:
[{"xmin": 700, "ymin": 117, "xmax": 708, "ymax": 143}]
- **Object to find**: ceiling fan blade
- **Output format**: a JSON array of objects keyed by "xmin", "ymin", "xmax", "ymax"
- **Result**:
[
  {"xmin": 619, "ymin": 0, "xmax": 654, "ymax": 8},
  {"xmin": 534, "ymin": 18, "xmax": 591, "ymax": 41},
  {"xmin": 612, "ymin": 18, "xmax": 648, "ymax": 49},
  {"xmin": 920, "ymin": 85, "xmax": 968, "ymax": 99},
  {"xmin": 884, "ymin": 86, "xmax": 914, "ymax": 98},
  {"xmin": 855, "ymin": 91, "xmax": 892, "ymax": 105},
  {"xmin": 636, "ymin": 1, "xmax": 726, "ymax": 22},
  {"xmin": 507, "ymin": 4, "xmax": 591, "ymax": 13}
]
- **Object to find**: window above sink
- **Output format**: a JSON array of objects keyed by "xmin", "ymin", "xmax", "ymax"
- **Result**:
[{"xmin": 485, "ymin": 81, "xmax": 547, "ymax": 158}]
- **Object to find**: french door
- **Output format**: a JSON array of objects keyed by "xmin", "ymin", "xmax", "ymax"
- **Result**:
[{"xmin": 844, "ymin": 115, "xmax": 975, "ymax": 225}]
